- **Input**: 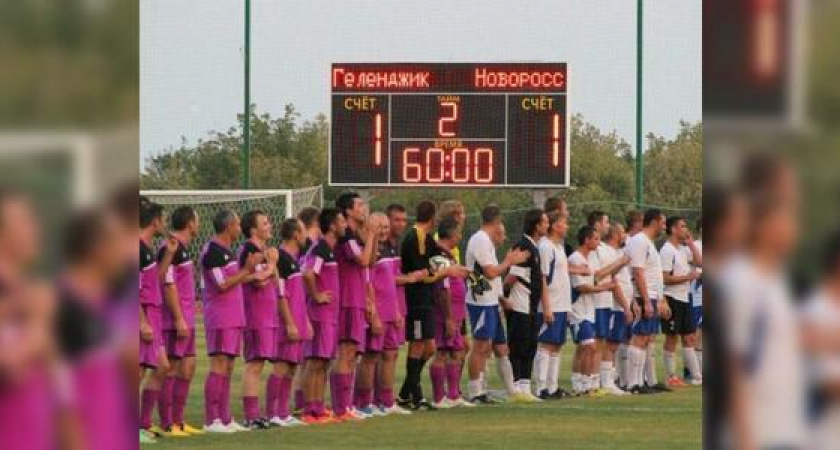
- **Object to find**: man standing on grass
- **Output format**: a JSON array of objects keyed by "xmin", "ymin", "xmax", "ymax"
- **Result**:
[
  {"xmin": 533, "ymin": 212, "xmax": 573, "ymax": 400},
  {"xmin": 333, "ymin": 192, "xmax": 378, "ymax": 420},
  {"xmin": 569, "ymin": 226, "xmax": 616, "ymax": 395},
  {"xmin": 464, "ymin": 205, "xmax": 529, "ymax": 404},
  {"xmin": 238, "ymin": 210, "xmax": 281, "ymax": 430},
  {"xmin": 624, "ymin": 209, "xmax": 670, "ymax": 394},
  {"xmin": 267, "ymin": 218, "xmax": 311, "ymax": 427},
  {"xmin": 301, "ymin": 208, "xmax": 345, "ymax": 424},
  {"xmin": 600, "ymin": 222, "xmax": 633, "ymax": 394},
  {"xmin": 291, "ymin": 206, "xmax": 320, "ymax": 413},
  {"xmin": 200, "ymin": 209, "xmax": 263, "ymax": 433},
  {"xmin": 504, "ymin": 208, "xmax": 549, "ymax": 401},
  {"xmin": 158, "ymin": 206, "xmax": 204, "ymax": 436},
  {"xmin": 660, "ymin": 216, "xmax": 702, "ymax": 387}
]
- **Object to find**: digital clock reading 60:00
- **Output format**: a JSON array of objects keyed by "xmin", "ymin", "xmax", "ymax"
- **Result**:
[{"xmin": 329, "ymin": 62, "xmax": 569, "ymax": 187}]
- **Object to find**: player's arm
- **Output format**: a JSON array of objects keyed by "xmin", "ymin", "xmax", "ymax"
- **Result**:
[
  {"xmin": 574, "ymin": 281, "xmax": 615, "ymax": 294},
  {"xmin": 663, "ymin": 271, "xmax": 696, "ymax": 285},
  {"xmin": 163, "ymin": 273, "xmax": 188, "ymax": 337},
  {"xmin": 540, "ymin": 274, "xmax": 553, "ymax": 324},
  {"xmin": 303, "ymin": 254, "xmax": 331, "ymax": 304},
  {"xmin": 594, "ymin": 254, "xmax": 629, "ymax": 281},
  {"xmin": 156, "ymin": 235, "xmax": 178, "ymax": 280},
  {"xmin": 685, "ymin": 234, "xmax": 702, "ymax": 267},
  {"xmin": 482, "ymin": 246, "xmax": 530, "ymax": 280},
  {"xmin": 139, "ymin": 304, "xmax": 153, "ymax": 342},
  {"xmin": 206, "ymin": 246, "xmax": 262, "ymax": 291},
  {"xmin": 396, "ymin": 270, "xmax": 426, "ymax": 285},
  {"xmin": 568, "ymin": 264, "xmax": 591, "ymax": 276},
  {"xmin": 275, "ymin": 272, "xmax": 299, "ymax": 340},
  {"xmin": 661, "ymin": 246, "xmax": 698, "ymax": 285},
  {"xmin": 437, "ymin": 279, "xmax": 455, "ymax": 337}
]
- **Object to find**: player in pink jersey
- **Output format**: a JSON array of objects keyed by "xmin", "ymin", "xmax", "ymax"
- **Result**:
[
  {"xmin": 266, "ymin": 218, "xmax": 311, "ymax": 427},
  {"xmin": 430, "ymin": 216, "xmax": 474, "ymax": 408},
  {"xmin": 139, "ymin": 200, "xmax": 177, "ymax": 438},
  {"xmin": 291, "ymin": 207, "xmax": 321, "ymax": 414},
  {"xmin": 301, "ymin": 208, "xmax": 346, "ymax": 424},
  {"xmin": 199, "ymin": 209, "xmax": 263, "ymax": 433},
  {"xmin": 238, "ymin": 210, "xmax": 281, "ymax": 430},
  {"xmin": 332, "ymin": 192, "xmax": 378, "ymax": 420},
  {"xmin": 157, "ymin": 206, "xmax": 203, "ymax": 436}
]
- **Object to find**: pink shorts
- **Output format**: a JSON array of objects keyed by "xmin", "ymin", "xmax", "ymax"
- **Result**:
[
  {"xmin": 276, "ymin": 341, "xmax": 305, "ymax": 364},
  {"xmin": 164, "ymin": 329, "xmax": 197, "ymax": 359},
  {"xmin": 140, "ymin": 305, "xmax": 165, "ymax": 368},
  {"xmin": 364, "ymin": 327, "xmax": 384, "ymax": 353},
  {"xmin": 304, "ymin": 321, "xmax": 337, "ymax": 360},
  {"xmin": 434, "ymin": 319, "xmax": 466, "ymax": 351},
  {"xmin": 244, "ymin": 329, "xmax": 278, "ymax": 362},
  {"xmin": 206, "ymin": 328, "xmax": 243, "ymax": 357},
  {"xmin": 382, "ymin": 321, "xmax": 403, "ymax": 351},
  {"xmin": 338, "ymin": 307, "xmax": 367, "ymax": 345}
]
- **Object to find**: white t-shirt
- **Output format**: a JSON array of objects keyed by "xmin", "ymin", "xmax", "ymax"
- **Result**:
[
  {"xmin": 591, "ymin": 242, "xmax": 613, "ymax": 309},
  {"xmin": 568, "ymin": 251, "xmax": 595, "ymax": 324},
  {"xmin": 626, "ymin": 232, "xmax": 663, "ymax": 300},
  {"xmin": 660, "ymin": 241, "xmax": 694, "ymax": 302},
  {"xmin": 723, "ymin": 255, "xmax": 806, "ymax": 448},
  {"xmin": 691, "ymin": 240, "xmax": 703, "ymax": 306},
  {"xmin": 601, "ymin": 244, "xmax": 632, "ymax": 312},
  {"xmin": 538, "ymin": 237, "xmax": 571, "ymax": 313},
  {"xmin": 465, "ymin": 229, "xmax": 502, "ymax": 306}
]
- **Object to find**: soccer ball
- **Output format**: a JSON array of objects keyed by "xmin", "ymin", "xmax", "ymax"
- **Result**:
[{"xmin": 429, "ymin": 255, "xmax": 452, "ymax": 274}]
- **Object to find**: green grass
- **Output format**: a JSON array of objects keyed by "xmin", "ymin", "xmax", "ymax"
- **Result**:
[{"xmin": 147, "ymin": 318, "xmax": 701, "ymax": 449}]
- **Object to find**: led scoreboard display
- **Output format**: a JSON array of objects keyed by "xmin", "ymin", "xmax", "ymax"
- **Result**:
[{"xmin": 329, "ymin": 63, "xmax": 569, "ymax": 187}]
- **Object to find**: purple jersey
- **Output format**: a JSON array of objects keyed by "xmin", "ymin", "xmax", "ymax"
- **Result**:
[
  {"xmin": 140, "ymin": 239, "xmax": 162, "ymax": 307},
  {"xmin": 303, "ymin": 239, "xmax": 340, "ymax": 324},
  {"xmin": 336, "ymin": 227, "xmax": 368, "ymax": 309},
  {"xmin": 158, "ymin": 239, "xmax": 196, "ymax": 330},
  {"xmin": 277, "ymin": 247, "xmax": 311, "ymax": 340},
  {"xmin": 238, "ymin": 240, "xmax": 278, "ymax": 330},
  {"xmin": 200, "ymin": 239, "xmax": 245, "ymax": 330},
  {"xmin": 372, "ymin": 241, "xmax": 399, "ymax": 322},
  {"xmin": 434, "ymin": 246, "xmax": 467, "ymax": 322}
]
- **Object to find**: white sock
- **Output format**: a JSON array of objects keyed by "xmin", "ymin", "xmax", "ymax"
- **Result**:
[
  {"xmin": 533, "ymin": 349, "xmax": 550, "ymax": 393},
  {"xmin": 644, "ymin": 344, "xmax": 657, "ymax": 385},
  {"xmin": 547, "ymin": 353, "xmax": 561, "ymax": 394},
  {"xmin": 482, "ymin": 360, "xmax": 490, "ymax": 391},
  {"xmin": 496, "ymin": 356, "xmax": 517, "ymax": 395},
  {"xmin": 571, "ymin": 372, "xmax": 581, "ymax": 392},
  {"xmin": 590, "ymin": 374, "xmax": 600, "ymax": 390},
  {"xmin": 479, "ymin": 370, "xmax": 486, "ymax": 392},
  {"xmin": 520, "ymin": 379, "xmax": 531, "ymax": 395},
  {"xmin": 627, "ymin": 346, "xmax": 646, "ymax": 387},
  {"xmin": 695, "ymin": 348, "xmax": 703, "ymax": 375},
  {"xmin": 683, "ymin": 347, "xmax": 701, "ymax": 381},
  {"xmin": 617, "ymin": 344, "xmax": 629, "ymax": 387},
  {"xmin": 663, "ymin": 350, "xmax": 676, "ymax": 378},
  {"xmin": 468, "ymin": 379, "xmax": 484, "ymax": 399},
  {"xmin": 600, "ymin": 361, "xmax": 614, "ymax": 388}
]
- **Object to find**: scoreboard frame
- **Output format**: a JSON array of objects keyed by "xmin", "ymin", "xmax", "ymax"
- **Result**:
[{"xmin": 328, "ymin": 62, "xmax": 571, "ymax": 188}]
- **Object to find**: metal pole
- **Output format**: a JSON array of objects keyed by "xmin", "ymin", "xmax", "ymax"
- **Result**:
[
  {"xmin": 242, "ymin": 0, "xmax": 251, "ymax": 189},
  {"xmin": 635, "ymin": 0, "xmax": 644, "ymax": 207}
]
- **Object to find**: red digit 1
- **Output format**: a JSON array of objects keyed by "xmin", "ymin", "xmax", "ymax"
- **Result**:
[
  {"xmin": 374, "ymin": 113, "xmax": 383, "ymax": 166},
  {"xmin": 438, "ymin": 102, "xmax": 458, "ymax": 137},
  {"xmin": 552, "ymin": 113, "xmax": 560, "ymax": 167}
]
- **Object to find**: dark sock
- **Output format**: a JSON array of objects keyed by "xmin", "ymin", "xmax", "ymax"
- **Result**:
[{"xmin": 413, "ymin": 358, "xmax": 428, "ymax": 401}]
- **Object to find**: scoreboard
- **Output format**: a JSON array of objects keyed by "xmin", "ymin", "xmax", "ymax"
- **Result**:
[{"xmin": 329, "ymin": 63, "xmax": 569, "ymax": 187}]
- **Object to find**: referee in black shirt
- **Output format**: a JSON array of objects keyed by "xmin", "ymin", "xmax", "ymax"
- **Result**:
[{"xmin": 398, "ymin": 201, "xmax": 468, "ymax": 410}]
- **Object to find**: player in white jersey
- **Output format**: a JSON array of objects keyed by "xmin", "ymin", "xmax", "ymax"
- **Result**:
[
  {"xmin": 624, "ymin": 209, "xmax": 668, "ymax": 394},
  {"xmin": 660, "ymin": 216, "xmax": 702, "ymax": 387},
  {"xmin": 599, "ymin": 222, "xmax": 633, "ymax": 395},
  {"xmin": 568, "ymin": 226, "xmax": 616, "ymax": 395},
  {"xmin": 688, "ymin": 219, "xmax": 703, "ymax": 380}
]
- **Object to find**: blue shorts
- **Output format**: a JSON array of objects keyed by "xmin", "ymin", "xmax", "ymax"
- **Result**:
[
  {"xmin": 607, "ymin": 310, "xmax": 630, "ymax": 343},
  {"xmin": 571, "ymin": 320, "xmax": 596, "ymax": 345},
  {"xmin": 691, "ymin": 305, "xmax": 703, "ymax": 329},
  {"xmin": 594, "ymin": 308, "xmax": 612, "ymax": 339},
  {"xmin": 631, "ymin": 298, "xmax": 659, "ymax": 336},
  {"xmin": 536, "ymin": 312, "xmax": 567, "ymax": 346},
  {"xmin": 468, "ymin": 304, "xmax": 506, "ymax": 344}
]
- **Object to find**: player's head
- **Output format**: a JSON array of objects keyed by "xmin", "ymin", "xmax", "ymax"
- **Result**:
[
  {"xmin": 577, "ymin": 225, "xmax": 600, "ymax": 250},
  {"xmin": 171, "ymin": 206, "xmax": 199, "ymax": 238},
  {"xmin": 336, "ymin": 191, "xmax": 367, "ymax": 224},
  {"xmin": 140, "ymin": 199, "xmax": 165, "ymax": 235},
  {"xmin": 480, "ymin": 203, "xmax": 503, "ymax": 234},
  {"xmin": 64, "ymin": 207, "xmax": 124, "ymax": 277},
  {"xmin": 695, "ymin": 216, "xmax": 702, "ymax": 238},
  {"xmin": 626, "ymin": 210, "xmax": 643, "ymax": 235},
  {"xmin": 280, "ymin": 218, "xmax": 306, "ymax": 247},
  {"xmin": 666, "ymin": 216, "xmax": 688, "ymax": 241},
  {"xmin": 547, "ymin": 211, "xmax": 568, "ymax": 239},
  {"xmin": 439, "ymin": 200, "xmax": 466, "ymax": 226},
  {"xmin": 523, "ymin": 208, "xmax": 549, "ymax": 238},
  {"xmin": 492, "ymin": 222, "xmax": 508, "ymax": 247},
  {"xmin": 587, "ymin": 210, "xmax": 609, "ymax": 236},
  {"xmin": 704, "ymin": 185, "xmax": 748, "ymax": 254},
  {"xmin": 741, "ymin": 154, "xmax": 799, "ymax": 258},
  {"xmin": 544, "ymin": 196, "xmax": 567, "ymax": 217},
  {"xmin": 369, "ymin": 212, "xmax": 389, "ymax": 242},
  {"xmin": 386, "ymin": 203, "xmax": 407, "ymax": 237},
  {"xmin": 319, "ymin": 207, "xmax": 345, "ymax": 238},
  {"xmin": 437, "ymin": 215, "xmax": 462, "ymax": 246},
  {"xmin": 0, "ymin": 188, "xmax": 41, "ymax": 267},
  {"xmin": 242, "ymin": 209, "xmax": 272, "ymax": 242},
  {"xmin": 415, "ymin": 200, "xmax": 437, "ymax": 226},
  {"xmin": 643, "ymin": 208, "xmax": 666, "ymax": 235},
  {"xmin": 212, "ymin": 209, "xmax": 241, "ymax": 239},
  {"xmin": 605, "ymin": 221, "xmax": 626, "ymax": 246},
  {"xmin": 298, "ymin": 206, "xmax": 320, "ymax": 231}
]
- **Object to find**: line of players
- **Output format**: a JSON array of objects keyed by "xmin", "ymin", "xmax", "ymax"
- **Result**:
[{"xmin": 138, "ymin": 194, "xmax": 702, "ymax": 442}]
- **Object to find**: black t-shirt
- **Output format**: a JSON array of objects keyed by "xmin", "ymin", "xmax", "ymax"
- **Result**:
[
  {"xmin": 512, "ymin": 235, "xmax": 543, "ymax": 313},
  {"xmin": 202, "ymin": 240, "xmax": 236, "ymax": 270},
  {"xmin": 157, "ymin": 240, "xmax": 190, "ymax": 266},
  {"xmin": 238, "ymin": 240, "xmax": 263, "ymax": 269},
  {"xmin": 400, "ymin": 227, "xmax": 439, "ymax": 310},
  {"xmin": 277, "ymin": 247, "xmax": 301, "ymax": 279}
]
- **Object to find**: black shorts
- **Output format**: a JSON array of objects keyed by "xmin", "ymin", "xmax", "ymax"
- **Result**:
[
  {"xmin": 405, "ymin": 308, "xmax": 435, "ymax": 342},
  {"xmin": 661, "ymin": 296, "xmax": 696, "ymax": 336}
]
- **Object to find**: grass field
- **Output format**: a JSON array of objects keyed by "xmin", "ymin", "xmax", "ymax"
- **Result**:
[{"xmin": 146, "ymin": 318, "xmax": 701, "ymax": 449}]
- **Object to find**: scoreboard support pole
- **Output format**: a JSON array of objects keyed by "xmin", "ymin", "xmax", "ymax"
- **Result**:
[
  {"xmin": 531, "ymin": 189, "xmax": 549, "ymax": 209},
  {"xmin": 635, "ymin": 0, "xmax": 644, "ymax": 207}
]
